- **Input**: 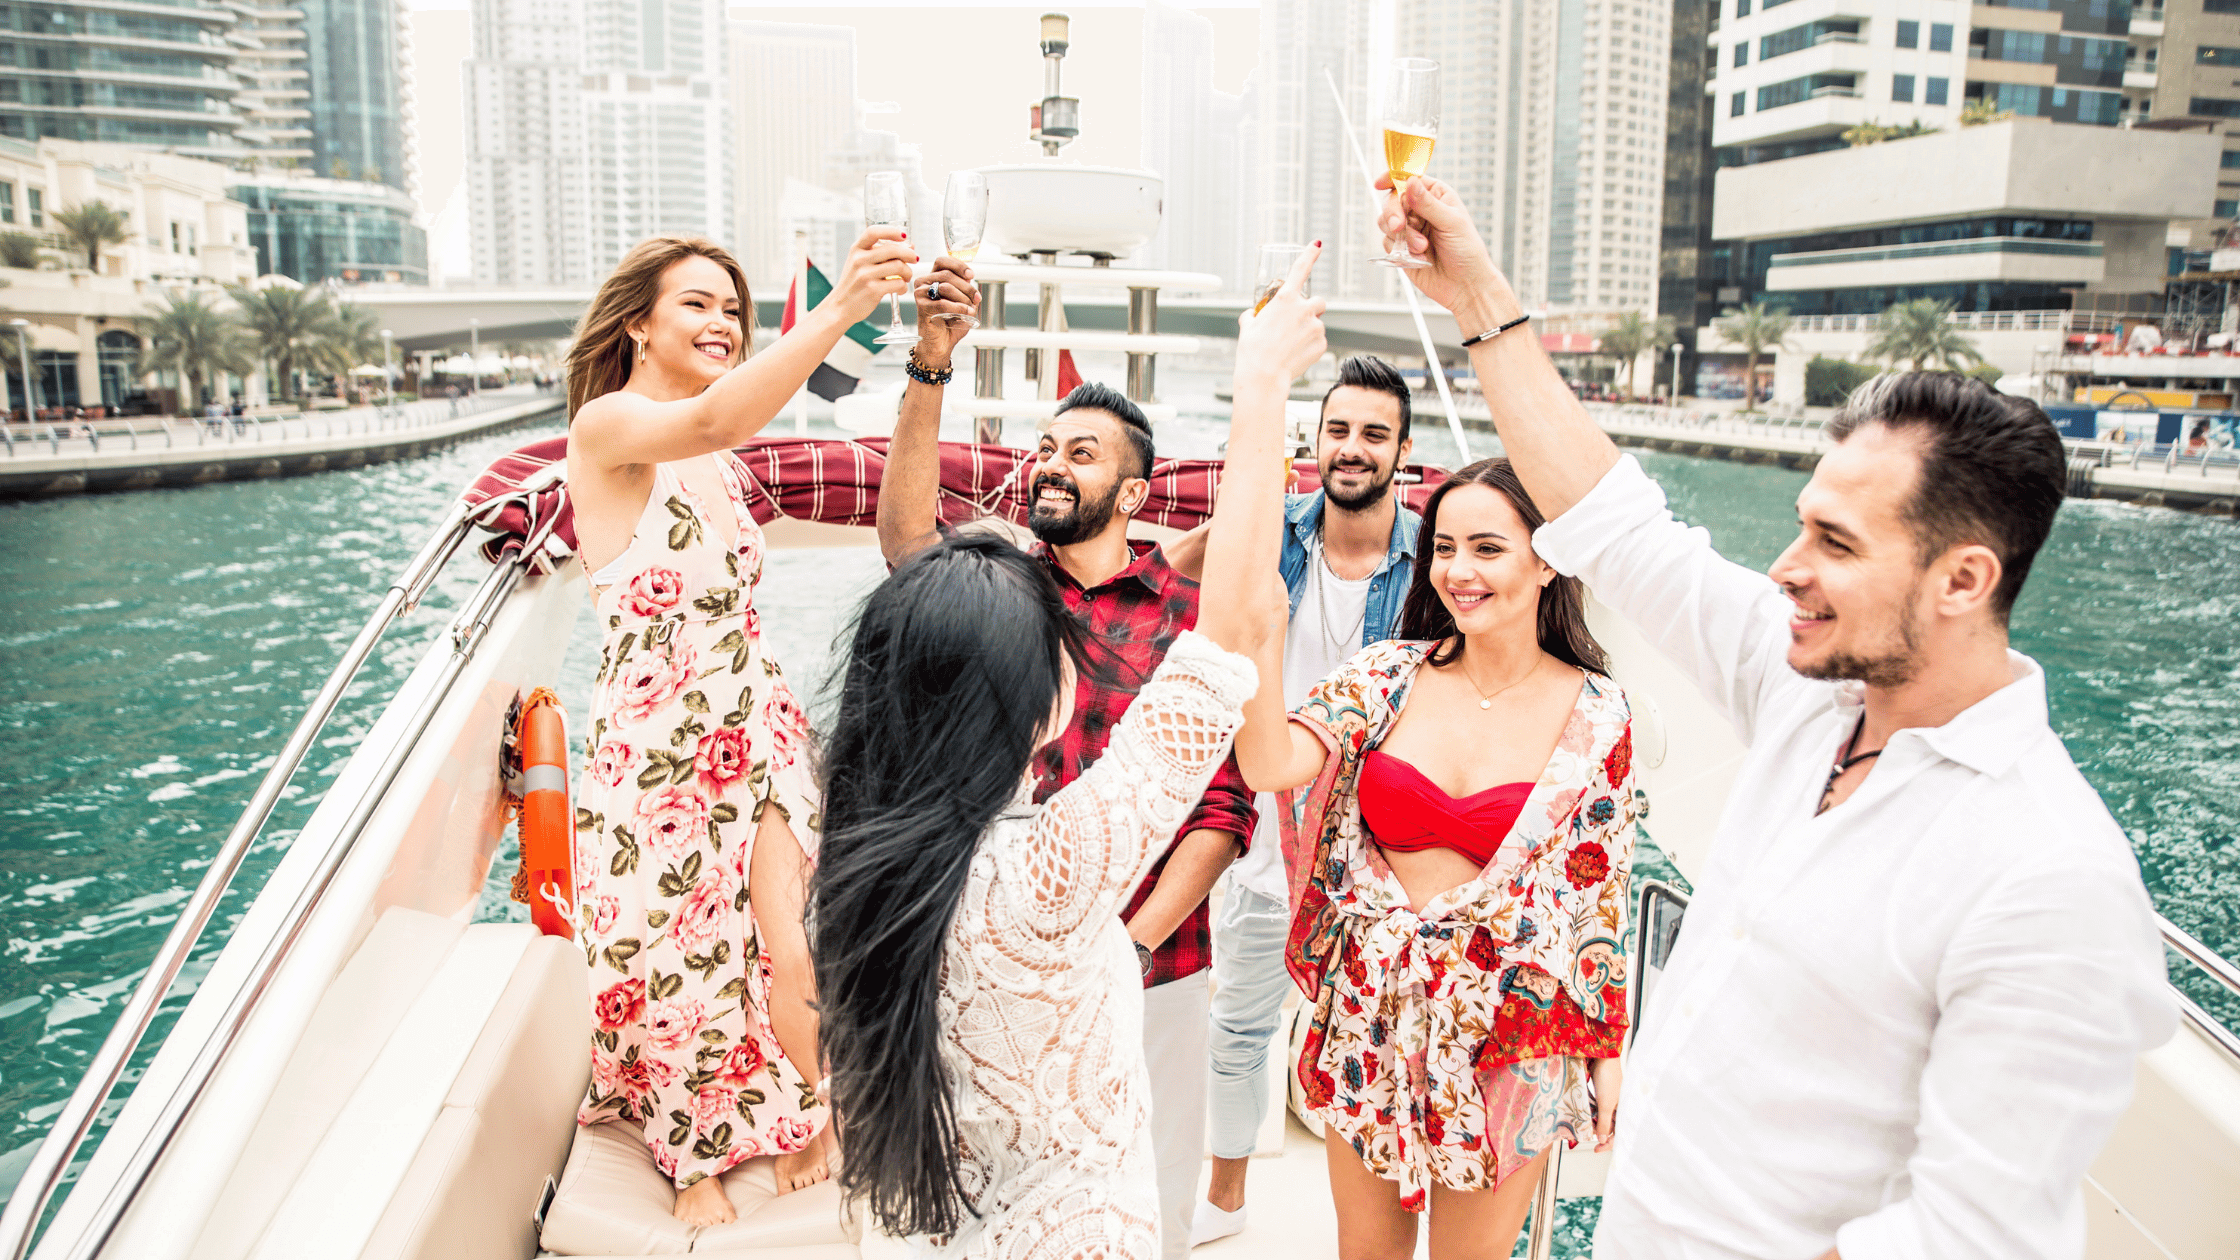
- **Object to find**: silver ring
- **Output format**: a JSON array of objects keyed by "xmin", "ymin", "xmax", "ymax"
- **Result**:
[{"xmin": 928, "ymin": 281, "xmax": 941, "ymax": 302}]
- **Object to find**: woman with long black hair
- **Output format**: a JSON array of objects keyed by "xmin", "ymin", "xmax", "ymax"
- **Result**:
[
  {"xmin": 1233, "ymin": 458, "xmax": 1638, "ymax": 1260},
  {"xmin": 808, "ymin": 249, "xmax": 1326, "ymax": 1258}
]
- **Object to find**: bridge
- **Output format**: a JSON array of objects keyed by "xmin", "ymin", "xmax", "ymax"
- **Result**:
[{"xmin": 351, "ymin": 284, "xmax": 1471, "ymax": 363}]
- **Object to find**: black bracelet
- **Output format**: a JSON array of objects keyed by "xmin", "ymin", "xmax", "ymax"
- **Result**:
[
  {"xmin": 904, "ymin": 349, "xmax": 954, "ymax": 386},
  {"xmin": 1460, "ymin": 312, "xmax": 1532, "ymax": 348}
]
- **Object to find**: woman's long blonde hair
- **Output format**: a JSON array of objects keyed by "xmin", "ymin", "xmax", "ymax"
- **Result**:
[{"xmin": 566, "ymin": 236, "xmax": 755, "ymax": 421}]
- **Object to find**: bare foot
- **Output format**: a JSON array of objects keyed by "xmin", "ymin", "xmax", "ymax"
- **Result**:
[
  {"xmin": 673, "ymin": 1174, "xmax": 738, "ymax": 1226},
  {"xmin": 774, "ymin": 1134, "xmax": 833, "ymax": 1195}
]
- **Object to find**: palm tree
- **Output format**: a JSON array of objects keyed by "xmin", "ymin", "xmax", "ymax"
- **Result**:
[
  {"xmin": 309, "ymin": 301, "xmax": 384, "ymax": 390},
  {"xmin": 1599, "ymin": 311, "xmax": 1677, "ymax": 398},
  {"xmin": 1711, "ymin": 302, "xmax": 1794, "ymax": 409},
  {"xmin": 229, "ymin": 282, "xmax": 334, "ymax": 401},
  {"xmin": 142, "ymin": 289, "xmax": 252, "ymax": 414},
  {"xmin": 1864, "ymin": 298, "xmax": 1981, "ymax": 371},
  {"xmin": 50, "ymin": 201, "xmax": 129, "ymax": 272}
]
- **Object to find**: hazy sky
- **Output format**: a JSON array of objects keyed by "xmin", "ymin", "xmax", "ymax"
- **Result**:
[{"xmin": 403, "ymin": 0, "xmax": 1263, "ymax": 283}]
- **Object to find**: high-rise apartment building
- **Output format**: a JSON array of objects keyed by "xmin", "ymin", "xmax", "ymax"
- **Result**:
[
  {"xmin": 466, "ymin": 0, "xmax": 731, "ymax": 286},
  {"xmin": 1253, "ymin": 0, "xmax": 1385, "ymax": 301},
  {"xmin": 231, "ymin": 0, "xmax": 317, "ymax": 166},
  {"xmin": 1661, "ymin": 0, "xmax": 2216, "ymax": 402},
  {"xmin": 1141, "ymin": 0, "xmax": 1250, "ymax": 290},
  {"xmin": 0, "ymin": 1, "xmax": 249, "ymax": 156},
  {"xmin": 298, "ymin": 0, "xmax": 415, "ymax": 199},
  {"xmin": 465, "ymin": 0, "xmax": 589, "ymax": 285},
  {"xmin": 1658, "ymin": 0, "xmax": 1719, "ymax": 394},
  {"xmin": 2121, "ymin": 0, "xmax": 2240, "ymax": 220},
  {"xmin": 1392, "ymin": 0, "xmax": 1669, "ymax": 313},
  {"xmin": 730, "ymin": 22, "xmax": 855, "ymax": 290}
]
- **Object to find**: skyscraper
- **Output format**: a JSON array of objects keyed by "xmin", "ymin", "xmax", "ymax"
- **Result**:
[
  {"xmin": 466, "ymin": 0, "xmax": 733, "ymax": 286},
  {"xmin": 1140, "ymin": 0, "xmax": 1249, "ymax": 290},
  {"xmin": 1253, "ymin": 0, "xmax": 1386, "ymax": 301},
  {"xmin": 0, "ymin": 1, "xmax": 259, "ymax": 157},
  {"xmin": 1392, "ymin": 0, "xmax": 1668, "ymax": 314},
  {"xmin": 464, "ymin": 0, "xmax": 590, "ymax": 285},
  {"xmin": 730, "ymin": 22, "xmax": 856, "ymax": 290},
  {"xmin": 298, "ymin": 0, "xmax": 415, "ymax": 199}
]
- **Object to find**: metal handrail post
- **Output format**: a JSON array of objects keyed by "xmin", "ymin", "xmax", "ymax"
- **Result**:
[
  {"xmin": 1525, "ymin": 1141, "xmax": 1564, "ymax": 1260},
  {"xmin": 0, "ymin": 511, "xmax": 477, "ymax": 1260}
]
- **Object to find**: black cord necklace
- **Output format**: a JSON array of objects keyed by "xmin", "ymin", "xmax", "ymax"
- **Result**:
[{"xmin": 1817, "ymin": 716, "xmax": 1882, "ymax": 815}]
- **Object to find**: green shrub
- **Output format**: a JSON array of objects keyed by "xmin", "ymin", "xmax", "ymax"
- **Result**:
[{"xmin": 1805, "ymin": 356, "xmax": 1880, "ymax": 408}]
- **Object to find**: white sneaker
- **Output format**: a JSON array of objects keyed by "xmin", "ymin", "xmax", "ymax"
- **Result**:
[{"xmin": 1190, "ymin": 1200, "xmax": 1247, "ymax": 1248}]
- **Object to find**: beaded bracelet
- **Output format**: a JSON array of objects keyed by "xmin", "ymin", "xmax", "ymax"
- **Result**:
[{"xmin": 904, "ymin": 349, "xmax": 954, "ymax": 386}]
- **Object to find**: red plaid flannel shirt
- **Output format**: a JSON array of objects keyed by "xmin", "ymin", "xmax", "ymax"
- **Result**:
[{"xmin": 1027, "ymin": 539, "xmax": 1258, "ymax": 988}]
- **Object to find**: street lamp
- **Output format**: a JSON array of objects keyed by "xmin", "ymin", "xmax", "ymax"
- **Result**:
[
  {"xmin": 8, "ymin": 319, "xmax": 30, "ymax": 427},
  {"xmin": 380, "ymin": 329, "xmax": 395, "ymax": 408},
  {"xmin": 1668, "ymin": 341, "xmax": 1685, "ymax": 407},
  {"xmin": 468, "ymin": 318, "xmax": 480, "ymax": 397}
]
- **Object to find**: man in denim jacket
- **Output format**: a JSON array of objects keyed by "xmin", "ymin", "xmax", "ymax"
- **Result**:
[{"xmin": 1171, "ymin": 352, "xmax": 1423, "ymax": 1246}]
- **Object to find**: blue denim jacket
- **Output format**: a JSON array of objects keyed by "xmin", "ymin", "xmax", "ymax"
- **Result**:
[{"xmin": 1279, "ymin": 490, "xmax": 1421, "ymax": 648}]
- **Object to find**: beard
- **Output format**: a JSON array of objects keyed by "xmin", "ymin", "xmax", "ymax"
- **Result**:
[
  {"xmin": 1027, "ymin": 472, "xmax": 1123, "ymax": 546},
  {"xmin": 1790, "ymin": 600, "xmax": 1926, "ymax": 688},
  {"xmin": 1321, "ymin": 457, "xmax": 1395, "ymax": 511}
]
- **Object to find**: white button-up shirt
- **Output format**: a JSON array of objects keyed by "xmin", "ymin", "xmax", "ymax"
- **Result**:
[{"xmin": 1531, "ymin": 457, "xmax": 2175, "ymax": 1260}]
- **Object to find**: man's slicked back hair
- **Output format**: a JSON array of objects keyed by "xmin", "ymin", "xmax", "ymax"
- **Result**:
[
  {"xmin": 1053, "ymin": 381, "xmax": 1155, "ymax": 480},
  {"xmin": 1826, "ymin": 371, "xmax": 2066, "ymax": 622},
  {"xmin": 1322, "ymin": 354, "xmax": 1413, "ymax": 443}
]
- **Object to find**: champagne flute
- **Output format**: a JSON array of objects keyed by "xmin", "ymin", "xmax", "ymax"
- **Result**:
[
  {"xmin": 1253, "ymin": 242, "xmax": 1309, "ymax": 314},
  {"xmin": 1375, "ymin": 58, "xmax": 1439, "ymax": 270},
  {"xmin": 941, "ymin": 170, "xmax": 987, "ymax": 329},
  {"xmin": 1252, "ymin": 243, "xmax": 1311, "ymax": 477},
  {"xmin": 864, "ymin": 171, "xmax": 916, "ymax": 346}
]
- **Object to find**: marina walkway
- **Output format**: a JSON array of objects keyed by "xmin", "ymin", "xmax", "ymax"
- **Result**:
[
  {"xmin": 1584, "ymin": 404, "xmax": 2240, "ymax": 516},
  {"xmin": 0, "ymin": 388, "xmax": 564, "ymax": 498}
]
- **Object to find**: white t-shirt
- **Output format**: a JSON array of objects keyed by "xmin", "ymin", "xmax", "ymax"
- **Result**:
[{"xmin": 1231, "ymin": 539, "xmax": 1374, "ymax": 901}]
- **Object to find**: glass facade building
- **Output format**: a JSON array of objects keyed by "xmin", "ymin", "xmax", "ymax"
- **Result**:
[
  {"xmin": 0, "ymin": 0, "xmax": 244, "ymax": 154},
  {"xmin": 298, "ymin": 0, "xmax": 408, "ymax": 192},
  {"xmin": 233, "ymin": 176, "xmax": 426, "ymax": 284}
]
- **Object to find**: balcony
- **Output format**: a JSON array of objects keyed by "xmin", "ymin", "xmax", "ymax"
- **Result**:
[
  {"xmin": 1765, "ymin": 236, "xmax": 2105, "ymax": 290},
  {"xmin": 2124, "ymin": 69, "xmax": 2157, "ymax": 88}
]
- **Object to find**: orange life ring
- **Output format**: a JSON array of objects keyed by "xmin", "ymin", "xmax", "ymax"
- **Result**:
[{"xmin": 514, "ymin": 687, "xmax": 576, "ymax": 940}]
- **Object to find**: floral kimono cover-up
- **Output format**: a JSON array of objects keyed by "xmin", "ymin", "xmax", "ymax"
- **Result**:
[{"xmin": 1278, "ymin": 639, "xmax": 1638, "ymax": 1209}]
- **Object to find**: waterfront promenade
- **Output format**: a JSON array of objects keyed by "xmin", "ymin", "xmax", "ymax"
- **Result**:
[
  {"xmin": 0, "ymin": 386, "xmax": 565, "ymax": 498},
  {"xmin": 1582, "ymin": 403, "xmax": 2240, "ymax": 516}
]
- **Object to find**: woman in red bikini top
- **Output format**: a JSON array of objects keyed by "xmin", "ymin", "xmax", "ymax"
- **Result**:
[{"xmin": 1234, "ymin": 457, "xmax": 1639, "ymax": 1257}]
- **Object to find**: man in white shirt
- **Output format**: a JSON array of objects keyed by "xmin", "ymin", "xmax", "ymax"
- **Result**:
[
  {"xmin": 1168, "ymin": 354, "xmax": 1424, "ymax": 1247},
  {"xmin": 1374, "ymin": 176, "xmax": 2176, "ymax": 1258}
]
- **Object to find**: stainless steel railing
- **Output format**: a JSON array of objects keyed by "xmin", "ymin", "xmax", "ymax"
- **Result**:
[
  {"xmin": 2162, "ymin": 915, "xmax": 2240, "ymax": 1064},
  {"xmin": 0, "ymin": 510, "xmax": 501, "ymax": 1260},
  {"xmin": 0, "ymin": 388, "xmax": 556, "ymax": 459}
]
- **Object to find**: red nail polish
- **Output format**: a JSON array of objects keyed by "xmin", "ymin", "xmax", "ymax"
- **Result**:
[{"xmin": 1313, "ymin": 239, "xmax": 1322, "ymax": 247}]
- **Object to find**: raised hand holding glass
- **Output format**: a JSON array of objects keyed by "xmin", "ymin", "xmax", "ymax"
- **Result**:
[{"xmin": 864, "ymin": 171, "xmax": 917, "ymax": 346}]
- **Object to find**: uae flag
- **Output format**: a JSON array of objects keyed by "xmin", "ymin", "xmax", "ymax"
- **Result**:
[{"xmin": 782, "ymin": 258, "xmax": 883, "ymax": 401}]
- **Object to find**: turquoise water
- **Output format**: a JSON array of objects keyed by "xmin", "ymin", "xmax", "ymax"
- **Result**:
[{"xmin": 0, "ymin": 412, "xmax": 2234, "ymax": 1246}]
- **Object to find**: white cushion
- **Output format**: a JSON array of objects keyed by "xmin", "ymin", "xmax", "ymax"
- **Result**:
[{"xmin": 540, "ymin": 1121, "xmax": 856, "ymax": 1255}]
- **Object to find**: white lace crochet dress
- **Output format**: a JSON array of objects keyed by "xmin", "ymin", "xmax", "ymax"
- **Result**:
[{"xmin": 925, "ymin": 631, "xmax": 1257, "ymax": 1260}]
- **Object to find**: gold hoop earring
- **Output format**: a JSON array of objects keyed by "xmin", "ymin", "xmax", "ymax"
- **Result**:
[{"xmin": 635, "ymin": 338, "xmax": 646, "ymax": 363}]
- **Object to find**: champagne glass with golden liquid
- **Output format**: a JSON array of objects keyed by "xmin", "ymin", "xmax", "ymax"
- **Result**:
[
  {"xmin": 865, "ymin": 171, "xmax": 917, "ymax": 345},
  {"xmin": 941, "ymin": 170, "xmax": 986, "ymax": 329},
  {"xmin": 1375, "ymin": 58, "xmax": 1439, "ymax": 270}
]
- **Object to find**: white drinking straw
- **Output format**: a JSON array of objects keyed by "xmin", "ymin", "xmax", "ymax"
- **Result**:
[{"xmin": 1324, "ymin": 66, "xmax": 1470, "ymax": 463}]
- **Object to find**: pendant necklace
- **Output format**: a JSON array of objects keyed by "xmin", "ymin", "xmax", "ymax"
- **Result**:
[
  {"xmin": 1313, "ymin": 535, "xmax": 1369, "ymax": 657},
  {"xmin": 1458, "ymin": 657, "xmax": 1538, "ymax": 710},
  {"xmin": 1817, "ymin": 715, "xmax": 1883, "ymax": 815}
]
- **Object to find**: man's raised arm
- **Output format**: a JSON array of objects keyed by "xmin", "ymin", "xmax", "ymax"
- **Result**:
[
  {"xmin": 873, "ymin": 258, "xmax": 978, "ymax": 565},
  {"xmin": 1373, "ymin": 175, "xmax": 1617, "ymax": 520}
]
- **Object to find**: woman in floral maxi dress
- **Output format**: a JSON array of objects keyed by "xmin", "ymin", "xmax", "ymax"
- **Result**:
[{"xmin": 564, "ymin": 229, "xmax": 916, "ymax": 1226}]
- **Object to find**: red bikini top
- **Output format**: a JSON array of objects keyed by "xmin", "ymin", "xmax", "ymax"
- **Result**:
[{"xmin": 1358, "ymin": 751, "xmax": 1533, "ymax": 871}]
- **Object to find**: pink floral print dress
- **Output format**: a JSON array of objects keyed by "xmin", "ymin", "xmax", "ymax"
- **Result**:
[{"xmin": 572, "ymin": 453, "xmax": 825, "ymax": 1189}]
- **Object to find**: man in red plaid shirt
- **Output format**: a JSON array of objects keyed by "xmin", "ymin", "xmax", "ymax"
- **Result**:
[{"xmin": 877, "ymin": 264, "xmax": 1253, "ymax": 1260}]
